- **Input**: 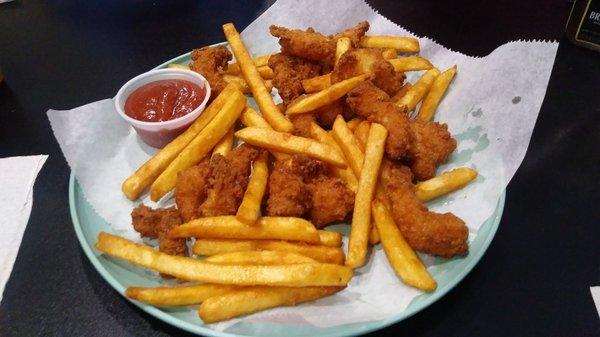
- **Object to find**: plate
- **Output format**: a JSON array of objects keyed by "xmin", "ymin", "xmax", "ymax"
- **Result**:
[{"xmin": 69, "ymin": 51, "xmax": 505, "ymax": 337}]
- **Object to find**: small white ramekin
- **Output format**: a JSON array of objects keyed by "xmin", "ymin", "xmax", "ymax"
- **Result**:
[{"xmin": 114, "ymin": 68, "xmax": 211, "ymax": 148}]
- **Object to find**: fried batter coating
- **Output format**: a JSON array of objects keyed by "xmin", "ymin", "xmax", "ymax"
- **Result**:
[
  {"xmin": 290, "ymin": 113, "xmax": 317, "ymax": 138},
  {"xmin": 379, "ymin": 160, "xmax": 468, "ymax": 258},
  {"xmin": 334, "ymin": 21, "xmax": 370, "ymax": 46},
  {"xmin": 266, "ymin": 158, "xmax": 312, "ymax": 217},
  {"xmin": 270, "ymin": 25, "xmax": 336, "ymax": 66},
  {"xmin": 190, "ymin": 46, "xmax": 232, "ymax": 96},
  {"xmin": 406, "ymin": 120, "xmax": 457, "ymax": 181},
  {"xmin": 347, "ymin": 81, "xmax": 411, "ymax": 160},
  {"xmin": 332, "ymin": 48, "xmax": 405, "ymax": 96},
  {"xmin": 175, "ymin": 157, "xmax": 211, "ymax": 222},
  {"xmin": 314, "ymin": 100, "xmax": 344, "ymax": 128},
  {"xmin": 308, "ymin": 176, "xmax": 354, "ymax": 227},
  {"xmin": 199, "ymin": 144, "xmax": 261, "ymax": 217},
  {"xmin": 131, "ymin": 205, "xmax": 187, "ymax": 256},
  {"xmin": 268, "ymin": 53, "xmax": 322, "ymax": 105}
]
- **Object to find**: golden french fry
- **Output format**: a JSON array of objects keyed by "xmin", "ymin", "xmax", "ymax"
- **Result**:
[
  {"xmin": 309, "ymin": 123, "xmax": 358, "ymax": 192},
  {"xmin": 415, "ymin": 167, "xmax": 477, "ymax": 202},
  {"xmin": 335, "ymin": 37, "xmax": 352, "ymax": 66},
  {"xmin": 150, "ymin": 87, "xmax": 245, "ymax": 201},
  {"xmin": 396, "ymin": 68, "xmax": 440, "ymax": 113},
  {"xmin": 167, "ymin": 63, "xmax": 190, "ymax": 70},
  {"xmin": 346, "ymin": 118, "xmax": 363, "ymax": 131},
  {"xmin": 239, "ymin": 107, "xmax": 289, "ymax": 161},
  {"xmin": 227, "ymin": 54, "xmax": 273, "ymax": 75},
  {"xmin": 235, "ymin": 127, "xmax": 347, "ymax": 168},
  {"xmin": 353, "ymin": 120, "xmax": 370, "ymax": 151},
  {"xmin": 331, "ymin": 115, "xmax": 365, "ymax": 177},
  {"xmin": 122, "ymin": 84, "xmax": 237, "ymax": 201},
  {"xmin": 211, "ymin": 127, "xmax": 234, "ymax": 158},
  {"xmin": 301, "ymin": 73, "xmax": 332, "ymax": 94},
  {"xmin": 205, "ymin": 250, "xmax": 317, "ymax": 265},
  {"xmin": 368, "ymin": 225, "xmax": 380, "ymax": 245},
  {"xmin": 126, "ymin": 284, "xmax": 241, "ymax": 306},
  {"xmin": 223, "ymin": 74, "xmax": 273, "ymax": 94},
  {"xmin": 223, "ymin": 23, "xmax": 293, "ymax": 132},
  {"xmin": 96, "ymin": 232, "xmax": 353, "ymax": 286},
  {"xmin": 346, "ymin": 123, "xmax": 387, "ymax": 269},
  {"xmin": 199, "ymin": 286, "xmax": 343, "ymax": 323},
  {"xmin": 417, "ymin": 65, "xmax": 457, "ymax": 121},
  {"xmin": 286, "ymin": 74, "xmax": 370, "ymax": 115},
  {"xmin": 236, "ymin": 152, "xmax": 269, "ymax": 225},
  {"xmin": 391, "ymin": 83, "xmax": 413, "ymax": 101},
  {"xmin": 193, "ymin": 239, "xmax": 345, "ymax": 264},
  {"xmin": 257, "ymin": 65, "xmax": 274, "ymax": 79},
  {"xmin": 359, "ymin": 35, "xmax": 420, "ymax": 52},
  {"xmin": 318, "ymin": 230, "xmax": 342, "ymax": 247},
  {"xmin": 372, "ymin": 200, "xmax": 437, "ymax": 291},
  {"xmin": 389, "ymin": 56, "xmax": 433, "ymax": 72},
  {"xmin": 170, "ymin": 216, "xmax": 320, "ymax": 243},
  {"xmin": 382, "ymin": 48, "xmax": 397, "ymax": 60}
]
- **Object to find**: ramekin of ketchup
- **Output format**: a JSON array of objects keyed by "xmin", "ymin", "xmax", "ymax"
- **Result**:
[{"xmin": 115, "ymin": 69, "xmax": 211, "ymax": 148}]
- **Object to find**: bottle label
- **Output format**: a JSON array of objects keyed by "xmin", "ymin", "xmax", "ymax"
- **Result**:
[{"xmin": 577, "ymin": 1, "xmax": 600, "ymax": 46}]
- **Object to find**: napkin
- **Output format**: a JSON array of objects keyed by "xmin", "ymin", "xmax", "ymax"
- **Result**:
[
  {"xmin": 48, "ymin": 0, "xmax": 558, "ymax": 329},
  {"xmin": 591, "ymin": 287, "xmax": 600, "ymax": 319},
  {"xmin": 0, "ymin": 155, "xmax": 48, "ymax": 302}
]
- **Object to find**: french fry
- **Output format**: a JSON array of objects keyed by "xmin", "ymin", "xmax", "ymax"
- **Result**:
[
  {"xmin": 417, "ymin": 65, "xmax": 457, "ymax": 121},
  {"xmin": 415, "ymin": 167, "xmax": 477, "ymax": 202},
  {"xmin": 346, "ymin": 118, "xmax": 363, "ymax": 131},
  {"xmin": 126, "ymin": 284, "xmax": 241, "ymax": 306},
  {"xmin": 223, "ymin": 74, "xmax": 273, "ymax": 94},
  {"xmin": 193, "ymin": 239, "xmax": 345, "ymax": 264},
  {"xmin": 235, "ymin": 127, "xmax": 347, "ymax": 168},
  {"xmin": 226, "ymin": 54, "xmax": 273, "ymax": 75},
  {"xmin": 318, "ymin": 230, "xmax": 343, "ymax": 247},
  {"xmin": 368, "ymin": 225, "xmax": 380, "ymax": 245},
  {"xmin": 382, "ymin": 48, "xmax": 397, "ymax": 60},
  {"xmin": 205, "ymin": 250, "xmax": 317, "ymax": 265},
  {"xmin": 396, "ymin": 68, "xmax": 440, "ymax": 113},
  {"xmin": 199, "ymin": 286, "xmax": 343, "ymax": 323},
  {"xmin": 353, "ymin": 120, "xmax": 370, "ymax": 151},
  {"xmin": 359, "ymin": 35, "xmax": 420, "ymax": 53},
  {"xmin": 301, "ymin": 73, "xmax": 331, "ymax": 94},
  {"xmin": 335, "ymin": 37, "xmax": 352, "ymax": 66},
  {"xmin": 372, "ymin": 200, "xmax": 437, "ymax": 291},
  {"xmin": 170, "ymin": 216, "xmax": 321, "ymax": 243},
  {"xmin": 346, "ymin": 123, "xmax": 387, "ymax": 269},
  {"xmin": 257, "ymin": 65, "xmax": 274, "ymax": 79},
  {"xmin": 286, "ymin": 73, "xmax": 370, "ymax": 115},
  {"xmin": 389, "ymin": 56, "xmax": 433, "ymax": 72},
  {"xmin": 236, "ymin": 152, "xmax": 269, "ymax": 225},
  {"xmin": 331, "ymin": 115, "xmax": 365, "ymax": 177},
  {"xmin": 391, "ymin": 82, "xmax": 413, "ymax": 101},
  {"xmin": 211, "ymin": 127, "xmax": 234, "ymax": 158},
  {"xmin": 167, "ymin": 63, "xmax": 190, "ymax": 70},
  {"xmin": 96, "ymin": 232, "xmax": 353, "ymax": 286},
  {"xmin": 239, "ymin": 107, "xmax": 289, "ymax": 161},
  {"xmin": 223, "ymin": 23, "xmax": 293, "ymax": 132},
  {"xmin": 150, "ymin": 87, "xmax": 245, "ymax": 201},
  {"xmin": 122, "ymin": 84, "xmax": 237, "ymax": 200},
  {"xmin": 309, "ymin": 123, "xmax": 358, "ymax": 192}
]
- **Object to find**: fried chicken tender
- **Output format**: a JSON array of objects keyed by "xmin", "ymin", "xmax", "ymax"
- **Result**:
[
  {"xmin": 131, "ymin": 205, "xmax": 186, "ymax": 256},
  {"xmin": 347, "ymin": 81, "xmax": 411, "ymax": 160},
  {"xmin": 175, "ymin": 157, "xmax": 211, "ymax": 222},
  {"xmin": 379, "ymin": 160, "xmax": 468, "ymax": 258},
  {"xmin": 190, "ymin": 46, "xmax": 232, "ymax": 96},
  {"xmin": 270, "ymin": 25, "xmax": 336, "ymax": 66},
  {"xmin": 334, "ymin": 21, "xmax": 370, "ymax": 46},
  {"xmin": 268, "ymin": 53, "xmax": 322, "ymax": 105},
  {"xmin": 290, "ymin": 113, "xmax": 317, "ymax": 138},
  {"xmin": 266, "ymin": 155, "xmax": 354, "ymax": 227},
  {"xmin": 406, "ymin": 119, "xmax": 456, "ymax": 181},
  {"xmin": 332, "ymin": 48, "xmax": 405, "ymax": 96},
  {"xmin": 199, "ymin": 144, "xmax": 261, "ymax": 217}
]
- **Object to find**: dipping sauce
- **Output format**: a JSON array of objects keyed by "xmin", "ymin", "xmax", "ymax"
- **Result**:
[{"xmin": 124, "ymin": 79, "xmax": 206, "ymax": 122}]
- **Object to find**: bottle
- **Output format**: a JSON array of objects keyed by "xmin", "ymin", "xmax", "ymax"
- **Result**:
[{"xmin": 566, "ymin": 0, "xmax": 600, "ymax": 51}]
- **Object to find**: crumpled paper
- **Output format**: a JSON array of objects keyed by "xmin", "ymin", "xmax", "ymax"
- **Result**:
[
  {"xmin": 0, "ymin": 155, "xmax": 48, "ymax": 301},
  {"xmin": 47, "ymin": 0, "xmax": 557, "ymax": 329}
]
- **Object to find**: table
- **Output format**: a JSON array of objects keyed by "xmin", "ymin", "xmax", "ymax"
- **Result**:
[{"xmin": 1, "ymin": 1, "xmax": 599, "ymax": 336}]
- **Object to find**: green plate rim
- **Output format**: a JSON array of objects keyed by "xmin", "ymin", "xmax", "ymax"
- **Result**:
[{"xmin": 68, "ymin": 50, "xmax": 506, "ymax": 337}]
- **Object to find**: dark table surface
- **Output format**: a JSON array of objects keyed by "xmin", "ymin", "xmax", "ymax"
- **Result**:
[{"xmin": 1, "ymin": 1, "xmax": 599, "ymax": 336}]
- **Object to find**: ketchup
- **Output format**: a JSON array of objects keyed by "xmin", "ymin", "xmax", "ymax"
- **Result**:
[{"xmin": 124, "ymin": 79, "xmax": 206, "ymax": 122}]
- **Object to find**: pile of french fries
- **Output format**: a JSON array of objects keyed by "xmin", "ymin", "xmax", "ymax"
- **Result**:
[{"xmin": 103, "ymin": 22, "xmax": 479, "ymax": 324}]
